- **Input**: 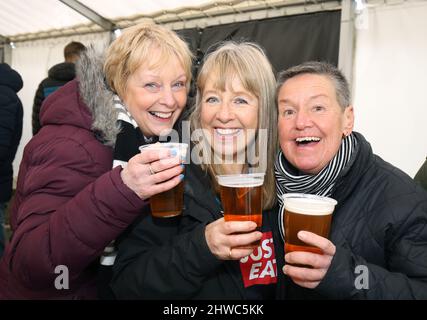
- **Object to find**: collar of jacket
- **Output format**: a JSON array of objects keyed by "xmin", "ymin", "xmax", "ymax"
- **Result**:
[{"xmin": 332, "ymin": 131, "xmax": 375, "ymax": 207}]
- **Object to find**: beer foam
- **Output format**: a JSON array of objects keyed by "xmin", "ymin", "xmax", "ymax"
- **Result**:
[
  {"xmin": 217, "ymin": 173, "xmax": 265, "ymax": 188},
  {"xmin": 282, "ymin": 193, "xmax": 337, "ymax": 215}
]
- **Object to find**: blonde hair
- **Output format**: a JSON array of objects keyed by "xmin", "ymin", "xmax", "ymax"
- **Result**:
[
  {"xmin": 189, "ymin": 41, "xmax": 278, "ymax": 209},
  {"xmin": 104, "ymin": 22, "xmax": 193, "ymax": 98}
]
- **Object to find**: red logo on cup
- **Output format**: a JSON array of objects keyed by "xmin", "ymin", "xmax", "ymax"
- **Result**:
[{"xmin": 239, "ymin": 231, "xmax": 277, "ymax": 287}]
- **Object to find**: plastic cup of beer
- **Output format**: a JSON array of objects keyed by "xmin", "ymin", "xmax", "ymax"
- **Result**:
[
  {"xmin": 139, "ymin": 142, "xmax": 188, "ymax": 218},
  {"xmin": 282, "ymin": 193, "xmax": 337, "ymax": 255},
  {"xmin": 217, "ymin": 173, "xmax": 264, "ymax": 247}
]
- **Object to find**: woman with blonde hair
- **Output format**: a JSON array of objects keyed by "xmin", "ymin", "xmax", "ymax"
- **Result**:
[
  {"xmin": 0, "ymin": 22, "xmax": 193, "ymax": 299},
  {"xmin": 112, "ymin": 41, "xmax": 280, "ymax": 299}
]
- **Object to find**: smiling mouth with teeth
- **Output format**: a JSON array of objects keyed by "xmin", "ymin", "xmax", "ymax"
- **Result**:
[
  {"xmin": 295, "ymin": 136, "xmax": 321, "ymax": 145},
  {"xmin": 215, "ymin": 128, "xmax": 242, "ymax": 136},
  {"xmin": 149, "ymin": 111, "xmax": 173, "ymax": 119}
]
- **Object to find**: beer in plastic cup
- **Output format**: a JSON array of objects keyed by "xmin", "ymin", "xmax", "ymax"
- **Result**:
[
  {"xmin": 139, "ymin": 142, "xmax": 188, "ymax": 218},
  {"xmin": 217, "ymin": 173, "xmax": 264, "ymax": 247},
  {"xmin": 281, "ymin": 193, "xmax": 337, "ymax": 254}
]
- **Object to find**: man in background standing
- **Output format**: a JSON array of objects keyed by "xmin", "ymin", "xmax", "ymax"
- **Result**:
[
  {"xmin": 32, "ymin": 41, "xmax": 86, "ymax": 135},
  {"xmin": 0, "ymin": 63, "xmax": 23, "ymax": 258}
]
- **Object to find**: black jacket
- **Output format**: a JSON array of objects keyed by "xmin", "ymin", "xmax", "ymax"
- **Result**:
[
  {"xmin": 111, "ymin": 162, "xmax": 281, "ymax": 299},
  {"xmin": 277, "ymin": 132, "xmax": 427, "ymax": 299},
  {"xmin": 414, "ymin": 158, "xmax": 427, "ymax": 191},
  {"xmin": 0, "ymin": 63, "xmax": 23, "ymax": 202},
  {"xmin": 32, "ymin": 62, "xmax": 75, "ymax": 135}
]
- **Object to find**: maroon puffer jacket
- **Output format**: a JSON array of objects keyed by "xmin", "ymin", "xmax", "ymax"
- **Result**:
[{"xmin": 0, "ymin": 79, "xmax": 146, "ymax": 299}]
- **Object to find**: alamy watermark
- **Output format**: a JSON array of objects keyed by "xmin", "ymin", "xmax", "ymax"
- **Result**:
[
  {"xmin": 354, "ymin": 265, "xmax": 369, "ymax": 290},
  {"xmin": 54, "ymin": 265, "xmax": 69, "ymax": 290},
  {"xmin": 153, "ymin": 120, "xmax": 269, "ymax": 170},
  {"xmin": 54, "ymin": 264, "xmax": 369, "ymax": 291}
]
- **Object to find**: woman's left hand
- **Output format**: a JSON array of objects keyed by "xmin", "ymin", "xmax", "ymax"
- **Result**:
[{"xmin": 283, "ymin": 231, "xmax": 336, "ymax": 289}]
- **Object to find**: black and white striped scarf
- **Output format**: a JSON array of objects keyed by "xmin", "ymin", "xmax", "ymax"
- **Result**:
[
  {"xmin": 275, "ymin": 133, "xmax": 357, "ymax": 239},
  {"xmin": 100, "ymin": 95, "xmax": 157, "ymax": 266}
]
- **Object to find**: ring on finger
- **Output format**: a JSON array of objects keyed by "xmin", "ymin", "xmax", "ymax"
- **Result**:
[{"xmin": 228, "ymin": 248, "xmax": 233, "ymax": 259}]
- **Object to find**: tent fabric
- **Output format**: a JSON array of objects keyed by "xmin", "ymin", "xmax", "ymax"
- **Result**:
[
  {"xmin": 0, "ymin": 0, "xmax": 339, "ymax": 42},
  {"xmin": 176, "ymin": 10, "xmax": 340, "ymax": 96},
  {"xmin": 353, "ymin": 1, "xmax": 427, "ymax": 177},
  {"xmin": 0, "ymin": 0, "xmax": 213, "ymax": 39},
  {"xmin": 196, "ymin": 11, "xmax": 340, "ymax": 73}
]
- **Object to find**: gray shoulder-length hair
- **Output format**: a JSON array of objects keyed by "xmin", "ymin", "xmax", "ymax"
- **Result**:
[{"xmin": 189, "ymin": 41, "xmax": 278, "ymax": 210}]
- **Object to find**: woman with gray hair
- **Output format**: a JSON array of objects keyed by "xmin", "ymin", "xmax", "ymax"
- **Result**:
[
  {"xmin": 0, "ymin": 22, "xmax": 193, "ymax": 299},
  {"xmin": 111, "ymin": 41, "xmax": 281, "ymax": 299},
  {"xmin": 275, "ymin": 61, "xmax": 427, "ymax": 299}
]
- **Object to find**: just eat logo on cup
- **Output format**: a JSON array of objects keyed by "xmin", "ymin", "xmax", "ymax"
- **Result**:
[{"xmin": 239, "ymin": 231, "xmax": 277, "ymax": 287}]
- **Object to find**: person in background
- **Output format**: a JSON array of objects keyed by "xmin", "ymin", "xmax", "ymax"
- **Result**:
[
  {"xmin": 414, "ymin": 158, "xmax": 427, "ymax": 191},
  {"xmin": 32, "ymin": 41, "xmax": 86, "ymax": 135},
  {"xmin": 0, "ymin": 22, "xmax": 192, "ymax": 299},
  {"xmin": 111, "ymin": 41, "xmax": 280, "ymax": 299},
  {"xmin": 0, "ymin": 63, "xmax": 23, "ymax": 259},
  {"xmin": 274, "ymin": 61, "xmax": 427, "ymax": 299}
]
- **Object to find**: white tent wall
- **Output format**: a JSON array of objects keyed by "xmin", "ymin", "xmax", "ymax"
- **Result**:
[
  {"xmin": 11, "ymin": 32, "xmax": 110, "ymax": 181},
  {"xmin": 353, "ymin": 0, "xmax": 427, "ymax": 177}
]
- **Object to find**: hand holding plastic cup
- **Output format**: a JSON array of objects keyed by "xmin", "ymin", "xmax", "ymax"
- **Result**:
[
  {"xmin": 139, "ymin": 142, "xmax": 188, "ymax": 218},
  {"xmin": 217, "ymin": 173, "xmax": 264, "ymax": 247},
  {"xmin": 281, "ymin": 193, "xmax": 337, "ymax": 255}
]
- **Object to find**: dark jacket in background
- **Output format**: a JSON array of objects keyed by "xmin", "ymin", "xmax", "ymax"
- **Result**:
[
  {"xmin": 111, "ymin": 162, "xmax": 281, "ymax": 299},
  {"xmin": 0, "ymin": 48, "xmax": 147, "ymax": 299},
  {"xmin": 414, "ymin": 158, "xmax": 427, "ymax": 191},
  {"xmin": 277, "ymin": 132, "xmax": 427, "ymax": 300},
  {"xmin": 0, "ymin": 63, "xmax": 23, "ymax": 203},
  {"xmin": 32, "ymin": 62, "xmax": 75, "ymax": 135}
]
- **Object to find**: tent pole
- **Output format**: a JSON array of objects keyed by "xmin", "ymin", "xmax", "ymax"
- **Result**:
[
  {"xmin": 338, "ymin": 0, "xmax": 356, "ymax": 89},
  {"xmin": 59, "ymin": 0, "xmax": 116, "ymax": 31}
]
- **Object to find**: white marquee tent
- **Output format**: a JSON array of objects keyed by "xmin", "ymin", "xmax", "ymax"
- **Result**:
[{"xmin": 1, "ymin": 0, "xmax": 427, "ymax": 181}]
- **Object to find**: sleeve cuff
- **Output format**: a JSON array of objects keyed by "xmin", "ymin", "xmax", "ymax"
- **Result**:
[
  {"xmin": 188, "ymin": 223, "xmax": 223, "ymax": 274},
  {"xmin": 110, "ymin": 166, "xmax": 148, "ymax": 210},
  {"xmin": 315, "ymin": 246, "xmax": 355, "ymax": 299}
]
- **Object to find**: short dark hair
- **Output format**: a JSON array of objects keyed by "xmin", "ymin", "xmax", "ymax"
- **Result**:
[
  {"xmin": 277, "ymin": 61, "xmax": 350, "ymax": 110},
  {"xmin": 64, "ymin": 41, "xmax": 86, "ymax": 60}
]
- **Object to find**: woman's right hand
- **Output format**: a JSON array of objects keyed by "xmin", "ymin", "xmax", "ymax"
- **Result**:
[
  {"xmin": 120, "ymin": 147, "xmax": 184, "ymax": 200},
  {"xmin": 205, "ymin": 217, "xmax": 262, "ymax": 260}
]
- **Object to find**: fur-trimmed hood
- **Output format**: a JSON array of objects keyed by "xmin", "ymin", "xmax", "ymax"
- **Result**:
[
  {"xmin": 40, "ymin": 46, "xmax": 120, "ymax": 147},
  {"xmin": 75, "ymin": 45, "xmax": 120, "ymax": 146}
]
